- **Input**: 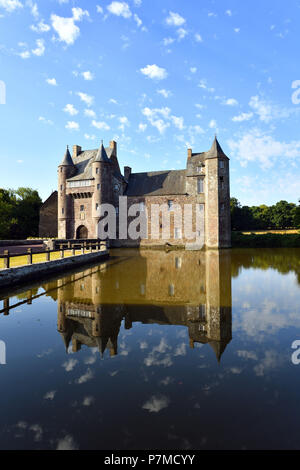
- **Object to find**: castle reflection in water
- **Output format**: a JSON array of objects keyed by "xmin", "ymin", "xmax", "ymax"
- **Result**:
[{"xmin": 42, "ymin": 250, "xmax": 232, "ymax": 363}]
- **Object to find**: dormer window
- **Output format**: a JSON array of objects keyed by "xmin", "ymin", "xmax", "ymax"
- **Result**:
[
  {"xmin": 197, "ymin": 166, "xmax": 203, "ymax": 173},
  {"xmin": 220, "ymin": 161, "xmax": 225, "ymax": 169}
]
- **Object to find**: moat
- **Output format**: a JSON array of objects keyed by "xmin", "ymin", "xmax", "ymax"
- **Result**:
[{"xmin": 0, "ymin": 248, "xmax": 299, "ymax": 450}]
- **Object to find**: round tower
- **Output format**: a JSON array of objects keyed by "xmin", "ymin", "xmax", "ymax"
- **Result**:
[
  {"xmin": 58, "ymin": 146, "xmax": 74, "ymax": 239},
  {"xmin": 92, "ymin": 140, "xmax": 111, "ymax": 233}
]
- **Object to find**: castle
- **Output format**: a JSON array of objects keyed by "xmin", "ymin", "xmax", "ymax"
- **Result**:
[{"xmin": 39, "ymin": 137, "xmax": 231, "ymax": 248}]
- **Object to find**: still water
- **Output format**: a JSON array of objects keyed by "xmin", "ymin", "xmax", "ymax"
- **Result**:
[{"xmin": 0, "ymin": 248, "xmax": 299, "ymax": 450}]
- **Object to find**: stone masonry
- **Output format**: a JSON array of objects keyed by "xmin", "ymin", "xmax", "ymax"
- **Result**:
[{"xmin": 40, "ymin": 137, "xmax": 231, "ymax": 248}]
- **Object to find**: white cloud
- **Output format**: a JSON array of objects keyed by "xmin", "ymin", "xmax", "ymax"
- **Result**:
[
  {"xmin": 177, "ymin": 27, "xmax": 187, "ymax": 41},
  {"xmin": 82, "ymin": 396, "xmax": 95, "ymax": 406},
  {"xmin": 46, "ymin": 77, "xmax": 57, "ymax": 86},
  {"xmin": 142, "ymin": 106, "xmax": 184, "ymax": 134},
  {"xmin": 234, "ymin": 28, "xmax": 240, "ymax": 33},
  {"xmin": 190, "ymin": 67, "xmax": 197, "ymax": 74},
  {"xmin": 76, "ymin": 368, "xmax": 94, "ymax": 384},
  {"xmin": 30, "ymin": 20, "xmax": 50, "ymax": 32},
  {"xmin": 157, "ymin": 89, "xmax": 172, "ymax": 98},
  {"xmin": 62, "ymin": 358, "xmax": 78, "ymax": 371},
  {"xmin": 44, "ymin": 390, "xmax": 56, "ymax": 400},
  {"xmin": 19, "ymin": 50, "xmax": 30, "ymax": 59},
  {"xmin": 163, "ymin": 37, "xmax": 174, "ymax": 46},
  {"xmin": 138, "ymin": 123, "xmax": 147, "ymax": 132},
  {"xmin": 84, "ymin": 108, "xmax": 96, "ymax": 118},
  {"xmin": 223, "ymin": 98, "xmax": 238, "ymax": 106},
  {"xmin": 194, "ymin": 33, "xmax": 203, "ymax": 42},
  {"xmin": 96, "ymin": 5, "xmax": 103, "ymax": 14},
  {"xmin": 38, "ymin": 116, "xmax": 53, "ymax": 125},
  {"xmin": 57, "ymin": 435, "xmax": 78, "ymax": 451},
  {"xmin": 232, "ymin": 112, "xmax": 253, "ymax": 122},
  {"xmin": 92, "ymin": 120, "xmax": 110, "ymax": 130},
  {"xmin": 84, "ymin": 133, "xmax": 96, "ymax": 140},
  {"xmin": 65, "ymin": 121, "xmax": 79, "ymax": 131},
  {"xmin": 109, "ymin": 98, "xmax": 118, "ymax": 104},
  {"xmin": 51, "ymin": 7, "xmax": 89, "ymax": 45},
  {"xmin": 166, "ymin": 11, "xmax": 185, "ymax": 27},
  {"xmin": 107, "ymin": 1, "xmax": 131, "ymax": 18},
  {"xmin": 140, "ymin": 64, "xmax": 167, "ymax": 80},
  {"xmin": 142, "ymin": 395, "xmax": 170, "ymax": 413},
  {"xmin": 76, "ymin": 91, "xmax": 94, "ymax": 106},
  {"xmin": 209, "ymin": 119, "xmax": 217, "ymax": 128},
  {"xmin": 26, "ymin": 0, "xmax": 38, "ymax": 18},
  {"xmin": 32, "ymin": 38, "xmax": 45, "ymax": 56},
  {"xmin": 228, "ymin": 128, "xmax": 300, "ymax": 169},
  {"xmin": 134, "ymin": 13, "xmax": 142, "ymax": 27},
  {"xmin": 226, "ymin": 9, "xmax": 232, "ymax": 16},
  {"xmin": 0, "ymin": 0, "xmax": 23, "ymax": 12},
  {"xmin": 63, "ymin": 103, "xmax": 78, "ymax": 116},
  {"xmin": 248, "ymin": 95, "xmax": 294, "ymax": 123},
  {"xmin": 82, "ymin": 70, "xmax": 94, "ymax": 81}
]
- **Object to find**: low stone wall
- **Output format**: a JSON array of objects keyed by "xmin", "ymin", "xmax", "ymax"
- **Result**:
[{"xmin": 0, "ymin": 250, "xmax": 109, "ymax": 290}]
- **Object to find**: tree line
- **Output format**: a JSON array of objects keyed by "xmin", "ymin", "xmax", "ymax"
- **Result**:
[
  {"xmin": 0, "ymin": 188, "xmax": 42, "ymax": 239},
  {"xmin": 231, "ymin": 198, "xmax": 300, "ymax": 231},
  {"xmin": 0, "ymin": 187, "xmax": 299, "ymax": 240}
]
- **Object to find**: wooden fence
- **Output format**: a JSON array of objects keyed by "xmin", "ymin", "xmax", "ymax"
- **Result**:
[{"xmin": 0, "ymin": 241, "xmax": 107, "ymax": 270}]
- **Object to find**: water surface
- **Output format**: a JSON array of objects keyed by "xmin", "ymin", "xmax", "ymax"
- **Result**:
[{"xmin": 0, "ymin": 248, "xmax": 299, "ymax": 450}]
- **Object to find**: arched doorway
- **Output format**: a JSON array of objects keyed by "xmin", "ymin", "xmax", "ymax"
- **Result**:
[{"xmin": 76, "ymin": 225, "xmax": 88, "ymax": 239}]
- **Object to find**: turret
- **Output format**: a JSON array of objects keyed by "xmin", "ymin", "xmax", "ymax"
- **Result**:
[
  {"xmin": 204, "ymin": 137, "xmax": 231, "ymax": 248},
  {"xmin": 58, "ymin": 146, "xmax": 75, "ymax": 238},
  {"xmin": 92, "ymin": 140, "xmax": 111, "ymax": 231}
]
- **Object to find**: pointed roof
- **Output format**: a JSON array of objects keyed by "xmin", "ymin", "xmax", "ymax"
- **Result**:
[
  {"xmin": 60, "ymin": 146, "xmax": 74, "ymax": 166},
  {"xmin": 209, "ymin": 340, "xmax": 228, "ymax": 363},
  {"xmin": 205, "ymin": 136, "xmax": 228, "ymax": 160},
  {"xmin": 94, "ymin": 141, "xmax": 110, "ymax": 163}
]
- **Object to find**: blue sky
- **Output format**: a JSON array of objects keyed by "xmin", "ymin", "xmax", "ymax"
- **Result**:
[{"xmin": 0, "ymin": 0, "xmax": 300, "ymax": 205}]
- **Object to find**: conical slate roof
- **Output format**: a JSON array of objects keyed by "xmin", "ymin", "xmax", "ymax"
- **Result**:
[
  {"xmin": 206, "ymin": 136, "xmax": 228, "ymax": 160},
  {"xmin": 94, "ymin": 141, "xmax": 110, "ymax": 163},
  {"xmin": 60, "ymin": 146, "xmax": 74, "ymax": 166}
]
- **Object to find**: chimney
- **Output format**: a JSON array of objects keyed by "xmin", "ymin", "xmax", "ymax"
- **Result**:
[
  {"xmin": 110, "ymin": 140, "xmax": 117, "ymax": 155},
  {"xmin": 73, "ymin": 145, "xmax": 82, "ymax": 159},
  {"xmin": 124, "ymin": 166, "xmax": 132, "ymax": 181},
  {"xmin": 187, "ymin": 148, "xmax": 192, "ymax": 160}
]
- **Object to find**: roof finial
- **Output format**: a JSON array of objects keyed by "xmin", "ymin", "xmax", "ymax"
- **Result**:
[{"xmin": 101, "ymin": 139, "xmax": 103, "ymax": 146}]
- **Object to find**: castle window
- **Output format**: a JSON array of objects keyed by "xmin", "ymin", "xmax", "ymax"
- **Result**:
[
  {"xmin": 116, "ymin": 207, "xmax": 119, "ymax": 215},
  {"xmin": 175, "ymin": 257, "xmax": 182, "ymax": 269},
  {"xmin": 168, "ymin": 200, "xmax": 174, "ymax": 211},
  {"xmin": 80, "ymin": 205, "xmax": 84, "ymax": 212},
  {"xmin": 140, "ymin": 284, "xmax": 145, "ymax": 295},
  {"xmin": 197, "ymin": 166, "xmax": 203, "ymax": 173},
  {"xmin": 198, "ymin": 204, "xmax": 204, "ymax": 212},
  {"xmin": 169, "ymin": 284, "xmax": 175, "ymax": 296},
  {"xmin": 96, "ymin": 168, "xmax": 99, "ymax": 174},
  {"xmin": 220, "ymin": 161, "xmax": 225, "ymax": 169},
  {"xmin": 139, "ymin": 202, "xmax": 145, "ymax": 212},
  {"xmin": 97, "ymin": 184, "xmax": 100, "ymax": 190},
  {"xmin": 174, "ymin": 227, "xmax": 182, "ymax": 239},
  {"xmin": 62, "ymin": 208, "xmax": 64, "ymax": 215},
  {"xmin": 96, "ymin": 203, "xmax": 99, "ymax": 211},
  {"xmin": 221, "ymin": 203, "xmax": 225, "ymax": 212},
  {"xmin": 60, "ymin": 184, "xmax": 63, "ymax": 191},
  {"xmin": 197, "ymin": 178, "xmax": 204, "ymax": 194}
]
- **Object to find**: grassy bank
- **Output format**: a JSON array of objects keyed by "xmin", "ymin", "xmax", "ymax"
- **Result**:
[{"xmin": 232, "ymin": 231, "xmax": 300, "ymax": 248}]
